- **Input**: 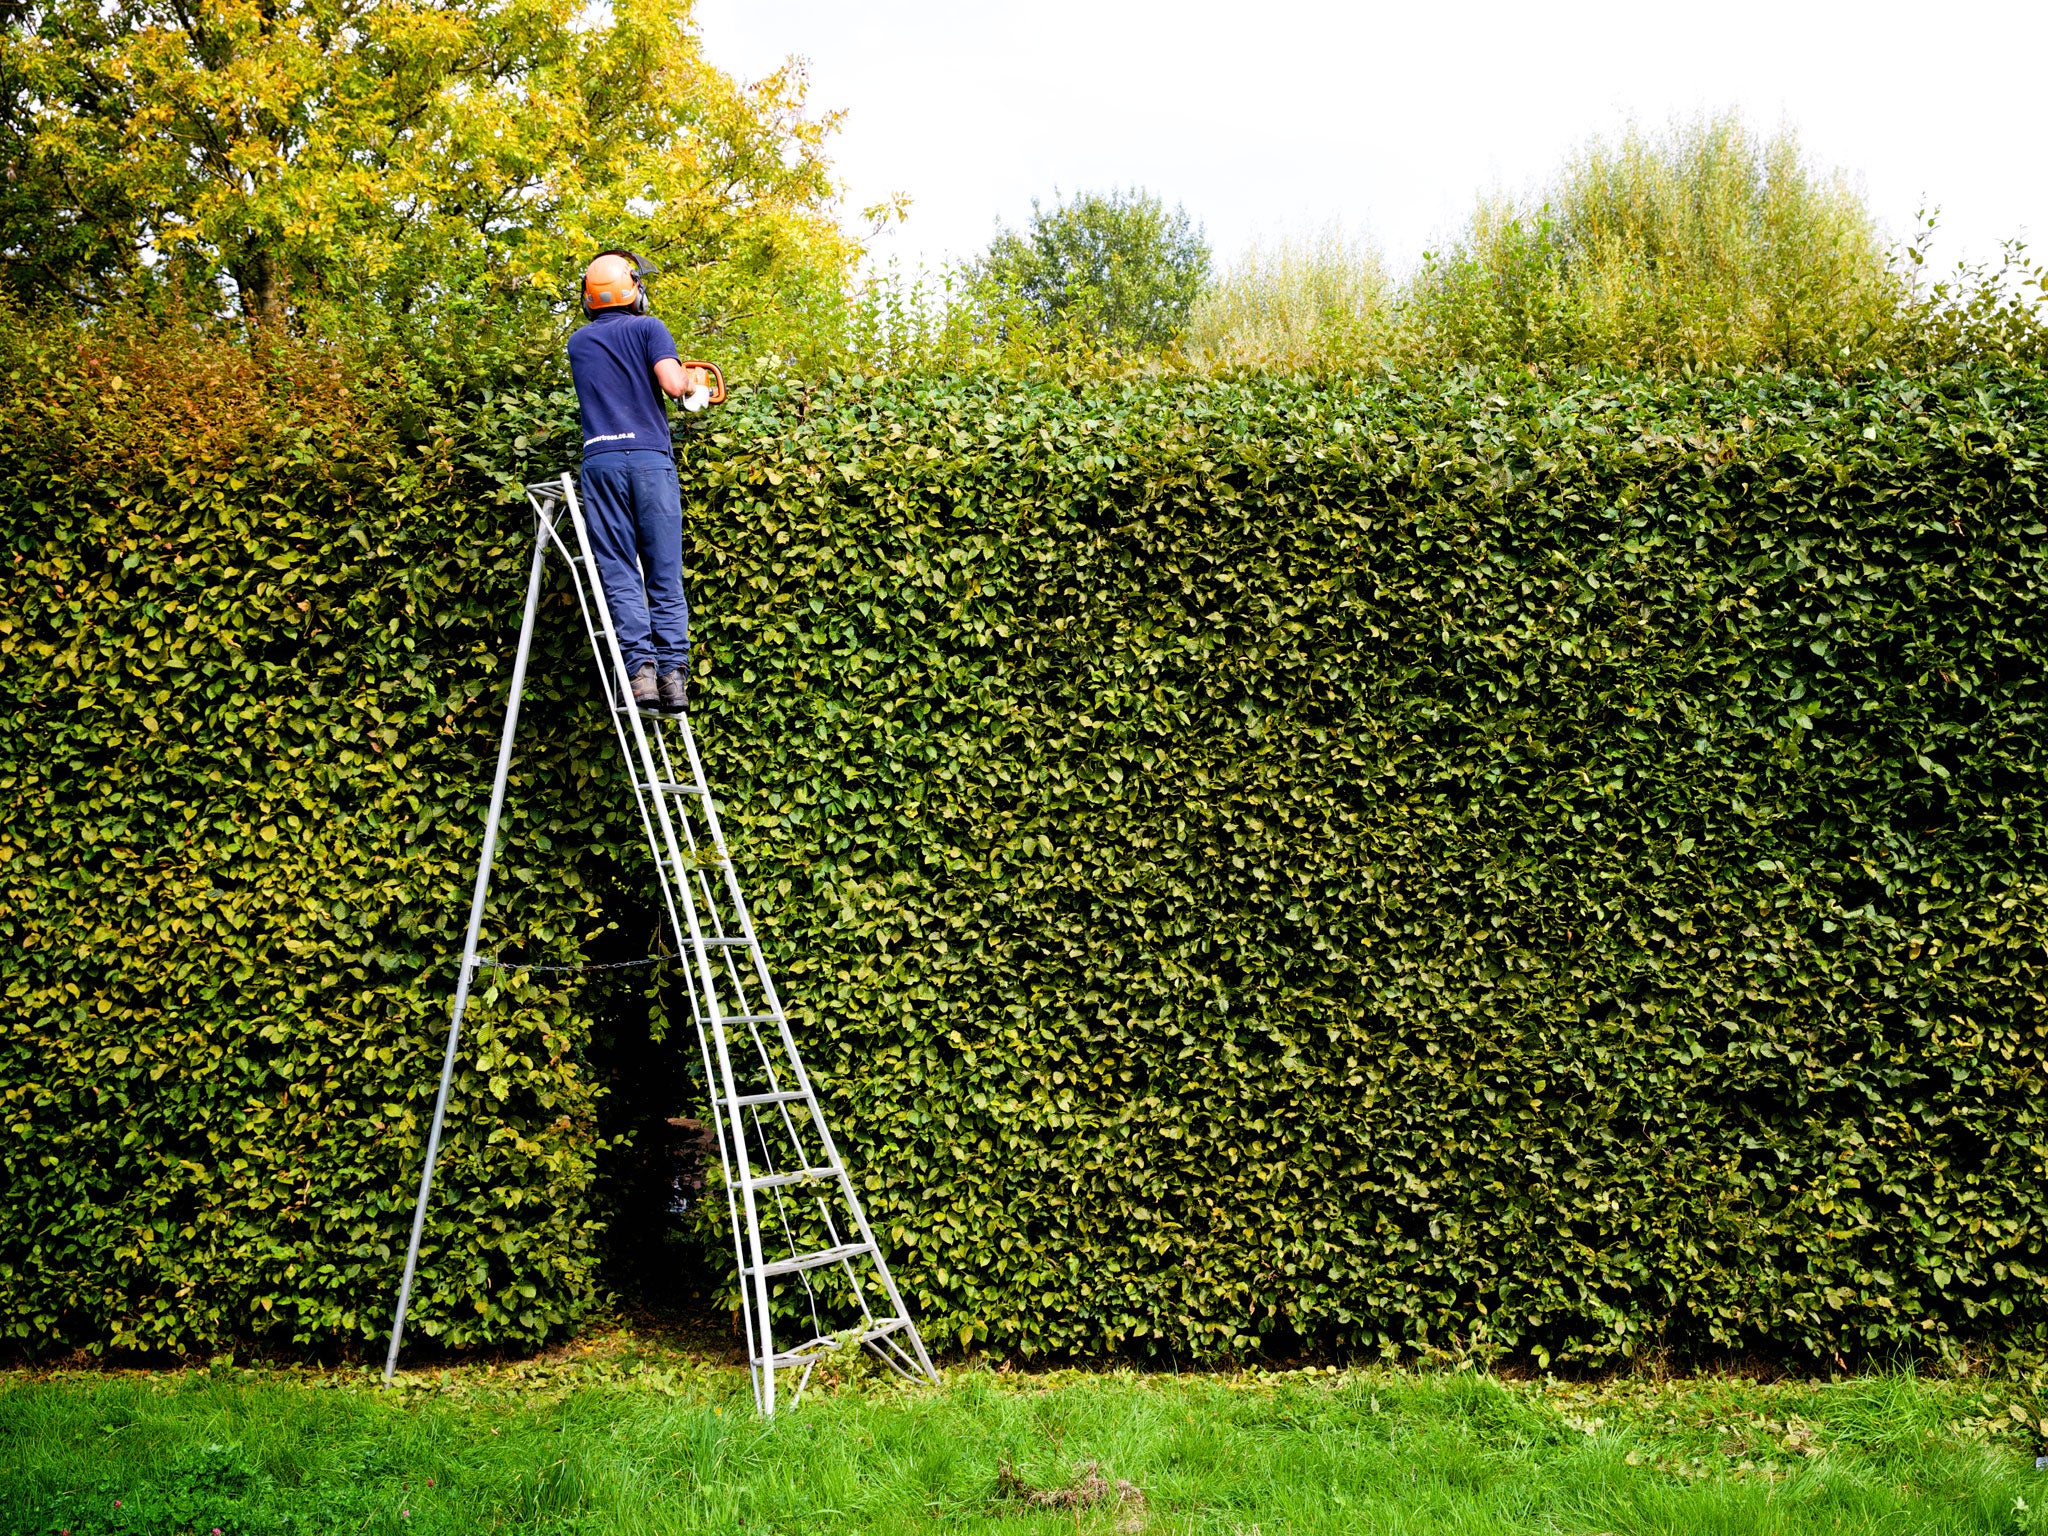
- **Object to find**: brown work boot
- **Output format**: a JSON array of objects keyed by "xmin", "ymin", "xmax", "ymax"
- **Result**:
[
  {"xmin": 657, "ymin": 667, "xmax": 688, "ymax": 713},
  {"xmin": 629, "ymin": 660, "xmax": 659, "ymax": 709}
]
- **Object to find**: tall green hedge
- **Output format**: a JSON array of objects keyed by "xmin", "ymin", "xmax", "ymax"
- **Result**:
[{"xmin": 5, "ymin": 317, "xmax": 2048, "ymax": 1367}]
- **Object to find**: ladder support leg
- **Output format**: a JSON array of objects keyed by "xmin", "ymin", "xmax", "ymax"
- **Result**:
[{"xmin": 383, "ymin": 516, "xmax": 552, "ymax": 1385}]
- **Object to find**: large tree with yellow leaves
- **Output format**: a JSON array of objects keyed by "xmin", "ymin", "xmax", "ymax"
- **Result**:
[{"xmin": 1, "ymin": 0, "xmax": 852, "ymax": 333}]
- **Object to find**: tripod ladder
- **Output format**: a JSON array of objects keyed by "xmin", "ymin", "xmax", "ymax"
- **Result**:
[{"xmin": 383, "ymin": 472, "xmax": 939, "ymax": 1413}]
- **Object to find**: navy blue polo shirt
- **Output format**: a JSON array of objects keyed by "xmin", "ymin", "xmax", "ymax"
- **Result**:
[{"xmin": 566, "ymin": 311, "xmax": 679, "ymax": 459}]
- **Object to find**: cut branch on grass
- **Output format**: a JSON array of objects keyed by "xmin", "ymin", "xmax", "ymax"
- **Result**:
[{"xmin": 993, "ymin": 1455, "xmax": 1145, "ymax": 1517}]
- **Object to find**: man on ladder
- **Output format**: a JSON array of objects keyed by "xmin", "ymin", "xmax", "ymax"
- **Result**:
[
  {"xmin": 383, "ymin": 249, "xmax": 935, "ymax": 1408},
  {"xmin": 567, "ymin": 250, "xmax": 716, "ymax": 714}
]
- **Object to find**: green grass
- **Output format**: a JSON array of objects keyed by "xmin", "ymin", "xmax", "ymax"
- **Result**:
[{"xmin": 4, "ymin": 1331, "xmax": 2047, "ymax": 1534}]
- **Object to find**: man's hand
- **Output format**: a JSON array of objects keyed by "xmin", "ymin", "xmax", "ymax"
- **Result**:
[{"xmin": 654, "ymin": 359, "xmax": 713, "ymax": 411}]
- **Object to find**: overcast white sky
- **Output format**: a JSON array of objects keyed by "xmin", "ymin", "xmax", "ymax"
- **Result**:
[{"xmin": 695, "ymin": 0, "xmax": 2045, "ymax": 282}]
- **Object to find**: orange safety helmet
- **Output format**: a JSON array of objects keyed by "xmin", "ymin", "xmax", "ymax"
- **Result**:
[{"xmin": 582, "ymin": 250, "xmax": 655, "ymax": 316}]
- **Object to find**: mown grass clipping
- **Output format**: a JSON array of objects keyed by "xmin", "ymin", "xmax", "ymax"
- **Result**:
[{"xmin": 4, "ymin": 316, "xmax": 2046, "ymax": 1368}]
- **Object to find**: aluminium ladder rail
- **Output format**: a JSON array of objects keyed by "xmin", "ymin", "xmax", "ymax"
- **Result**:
[{"xmin": 383, "ymin": 472, "xmax": 939, "ymax": 1413}]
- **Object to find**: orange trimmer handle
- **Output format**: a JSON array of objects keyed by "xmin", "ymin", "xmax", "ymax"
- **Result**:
[{"xmin": 680, "ymin": 360, "xmax": 725, "ymax": 405}]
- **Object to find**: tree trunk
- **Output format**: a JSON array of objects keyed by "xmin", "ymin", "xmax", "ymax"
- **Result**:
[{"xmin": 233, "ymin": 248, "xmax": 289, "ymax": 329}]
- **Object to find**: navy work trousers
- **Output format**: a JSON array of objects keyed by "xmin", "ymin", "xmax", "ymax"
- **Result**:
[{"xmin": 579, "ymin": 450, "xmax": 689, "ymax": 675}]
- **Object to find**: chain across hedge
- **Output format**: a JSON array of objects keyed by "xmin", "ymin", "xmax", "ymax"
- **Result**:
[{"xmin": 4, "ymin": 317, "xmax": 2046, "ymax": 1365}]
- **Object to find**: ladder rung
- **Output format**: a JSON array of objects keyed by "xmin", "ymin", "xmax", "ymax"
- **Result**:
[
  {"xmin": 767, "ymin": 1316, "xmax": 907, "ymax": 1367},
  {"xmin": 734, "ymin": 1088, "xmax": 809, "ymax": 1108},
  {"xmin": 751, "ymin": 1166, "xmax": 835, "ymax": 1190},
  {"xmin": 655, "ymin": 781, "xmax": 705, "ymax": 795},
  {"xmin": 753, "ymin": 1240, "xmax": 872, "ymax": 1279},
  {"xmin": 723, "ymin": 1012, "xmax": 780, "ymax": 1024},
  {"xmin": 693, "ymin": 935, "xmax": 750, "ymax": 948}
]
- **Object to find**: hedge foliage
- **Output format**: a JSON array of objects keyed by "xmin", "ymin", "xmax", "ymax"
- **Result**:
[
  {"xmin": 0, "ymin": 326, "xmax": 633, "ymax": 1354},
  {"xmin": 5, "ymin": 316, "xmax": 2048, "ymax": 1368}
]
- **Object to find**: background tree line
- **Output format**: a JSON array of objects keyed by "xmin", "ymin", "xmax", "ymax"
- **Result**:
[
  {"xmin": 3, "ymin": 0, "xmax": 2041, "ymax": 376},
  {"xmin": 950, "ymin": 119, "xmax": 2046, "ymax": 374}
]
